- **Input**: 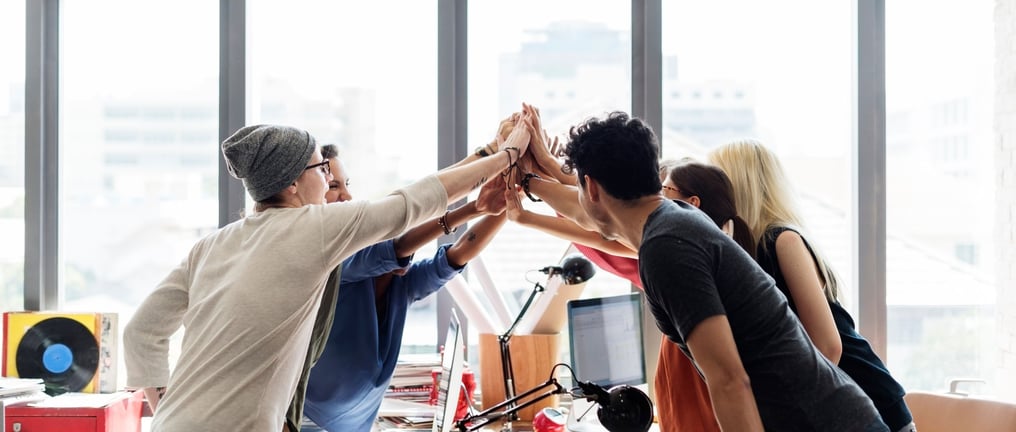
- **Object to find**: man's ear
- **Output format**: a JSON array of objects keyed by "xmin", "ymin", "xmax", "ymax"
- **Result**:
[
  {"xmin": 686, "ymin": 195, "xmax": 701, "ymax": 208},
  {"xmin": 584, "ymin": 175, "xmax": 601, "ymax": 203}
]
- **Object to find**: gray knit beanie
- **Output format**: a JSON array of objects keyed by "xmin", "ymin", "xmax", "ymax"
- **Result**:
[{"xmin": 221, "ymin": 124, "xmax": 318, "ymax": 202}]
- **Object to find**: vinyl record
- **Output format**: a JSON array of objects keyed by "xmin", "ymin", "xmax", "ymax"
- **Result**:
[{"xmin": 15, "ymin": 317, "xmax": 99, "ymax": 393}]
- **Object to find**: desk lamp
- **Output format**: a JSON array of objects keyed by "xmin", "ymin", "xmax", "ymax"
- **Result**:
[
  {"xmin": 455, "ymin": 364, "xmax": 653, "ymax": 432},
  {"xmin": 495, "ymin": 255, "xmax": 596, "ymax": 424}
]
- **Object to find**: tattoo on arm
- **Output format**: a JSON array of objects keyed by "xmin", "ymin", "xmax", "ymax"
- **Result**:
[
  {"xmin": 471, "ymin": 176, "xmax": 487, "ymax": 190},
  {"xmin": 467, "ymin": 232, "xmax": 477, "ymax": 242}
]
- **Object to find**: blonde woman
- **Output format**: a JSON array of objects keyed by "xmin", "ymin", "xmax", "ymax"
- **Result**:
[{"xmin": 708, "ymin": 140, "xmax": 915, "ymax": 432}]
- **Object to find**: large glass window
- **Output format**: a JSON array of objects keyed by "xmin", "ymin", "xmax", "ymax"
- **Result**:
[
  {"xmin": 886, "ymin": 0, "xmax": 997, "ymax": 394},
  {"xmin": 663, "ymin": 1, "xmax": 855, "ymax": 306},
  {"xmin": 0, "ymin": 1, "xmax": 25, "ymax": 310},
  {"xmin": 60, "ymin": 1, "xmax": 219, "ymax": 384},
  {"xmin": 468, "ymin": 0, "xmax": 634, "ymax": 314},
  {"xmin": 466, "ymin": 1, "xmax": 633, "ymax": 386},
  {"xmin": 249, "ymin": 0, "xmax": 439, "ymax": 350}
]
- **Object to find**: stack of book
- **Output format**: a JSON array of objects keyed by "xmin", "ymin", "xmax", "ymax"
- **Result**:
[
  {"xmin": 386, "ymin": 353, "xmax": 441, "ymax": 403},
  {"xmin": 0, "ymin": 377, "xmax": 50, "ymax": 407},
  {"xmin": 376, "ymin": 414, "xmax": 434, "ymax": 430}
]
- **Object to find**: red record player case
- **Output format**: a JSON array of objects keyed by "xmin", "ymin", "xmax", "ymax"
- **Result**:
[{"xmin": 5, "ymin": 391, "xmax": 143, "ymax": 432}]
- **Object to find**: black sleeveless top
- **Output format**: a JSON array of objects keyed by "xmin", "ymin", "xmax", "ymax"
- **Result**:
[{"xmin": 756, "ymin": 226, "xmax": 913, "ymax": 430}]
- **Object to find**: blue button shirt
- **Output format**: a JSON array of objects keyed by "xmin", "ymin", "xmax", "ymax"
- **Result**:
[{"xmin": 303, "ymin": 241, "xmax": 463, "ymax": 431}]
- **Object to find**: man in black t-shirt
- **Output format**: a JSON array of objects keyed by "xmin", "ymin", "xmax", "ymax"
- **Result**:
[{"xmin": 559, "ymin": 111, "xmax": 887, "ymax": 431}]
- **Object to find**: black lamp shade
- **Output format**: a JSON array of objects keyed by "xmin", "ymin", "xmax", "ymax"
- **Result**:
[
  {"xmin": 559, "ymin": 254, "xmax": 596, "ymax": 284},
  {"xmin": 596, "ymin": 385, "xmax": 654, "ymax": 432}
]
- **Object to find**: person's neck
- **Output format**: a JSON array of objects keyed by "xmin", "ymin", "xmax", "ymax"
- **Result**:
[
  {"xmin": 601, "ymin": 195, "xmax": 666, "ymax": 250},
  {"xmin": 254, "ymin": 197, "xmax": 305, "ymax": 213}
]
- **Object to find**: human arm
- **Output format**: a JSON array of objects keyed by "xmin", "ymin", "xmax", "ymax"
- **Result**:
[
  {"xmin": 448, "ymin": 114, "xmax": 519, "ymax": 170},
  {"xmin": 339, "ymin": 241, "xmax": 403, "ymax": 283},
  {"xmin": 435, "ymin": 112, "xmax": 531, "ymax": 204},
  {"xmin": 445, "ymin": 212, "xmax": 507, "ymax": 268},
  {"xmin": 395, "ymin": 171, "xmax": 506, "ymax": 258},
  {"xmin": 524, "ymin": 177, "xmax": 597, "ymax": 230},
  {"xmin": 774, "ymin": 231, "xmax": 842, "ymax": 364},
  {"xmin": 398, "ymin": 212, "xmax": 506, "ymax": 300},
  {"xmin": 394, "ymin": 200, "xmax": 487, "ymax": 259},
  {"xmin": 685, "ymin": 316, "xmax": 765, "ymax": 432},
  {"xmin": 639, "ymin": 236, "xmax": 763, "ymax": 431},
  {"xmin": 123, "ymin": 259, "xmax": 190, "ymax": 412},
  {"xmin": 320, "ymin": 115, "xmax": 528, "ymax": 268},
  {"xmin": 504, "ymin": 189, "xmax": 637, "ymax": 258},
  {"xmin": 521, "ymin": 103, "xmax": 576, "ymax": 185}
]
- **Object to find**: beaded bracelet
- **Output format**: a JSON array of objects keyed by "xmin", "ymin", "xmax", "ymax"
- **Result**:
[
  {"xmin": 521, "ymin": 173, "xmax": 543, "ymax": 202},
  {"xmin": 437, "ymin": 211, "xmax": 457, "ymax": 235}
]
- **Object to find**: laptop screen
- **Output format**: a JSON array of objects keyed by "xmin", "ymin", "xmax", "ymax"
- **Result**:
[
  {"xmin": 432, "ymin": 309, "xmax": 464, "ymax": 432},
  {"xmin": 567, "ymin": 293, "xmax": 646, "ymax": 387}
]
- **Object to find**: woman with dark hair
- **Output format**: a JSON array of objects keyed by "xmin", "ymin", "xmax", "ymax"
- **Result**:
[{"xmin": 662, "ymin": 159, "xmax": 755, "ymax": 258}]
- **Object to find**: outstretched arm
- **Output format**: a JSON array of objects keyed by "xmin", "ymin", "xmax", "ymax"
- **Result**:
[
  {"xmin": 394, "ymin": 200, "xmax": 486, "ymax": 259},
  {"xmin": 395, "ymin": 169, "xmax": 508, "ymax": 258},
  {"xmin": 447, "ymin": 114, "xmax": 519, "ymax": 171},
  {"xmin": 524, "ymin": 177, "xmax": 598, "ymax": 230},
  {"xmin": 436, "ymin": 113, "xmax": 531, "ymax": 203},
  {"xmin": 521, "ymin": 103, "xmax": 576, "ymax": 185},
  {"xmin": 505, "ymin": 189, "xmax": 637, "ymax": 258},
  {"xmin": 446, "ymin": 212, "xmax": 508, "ymax": 268}
]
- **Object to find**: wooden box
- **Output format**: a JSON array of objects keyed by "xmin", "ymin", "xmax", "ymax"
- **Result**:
[{"xmin": 478, "ymin": 332, "xmax": 560, "ymax": 422}]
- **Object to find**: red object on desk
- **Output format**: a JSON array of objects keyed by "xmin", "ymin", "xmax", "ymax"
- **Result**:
[
  {"xmin": 532, "ymin": 407, "xmax": 566, "ymax": 432},
  {"xmin": 5, "ymin": 391, "xmax": 144, "ymax": 432},
  {"xmin": 429, "ymin": 368, "xmax": 476, "ymax": 421}
]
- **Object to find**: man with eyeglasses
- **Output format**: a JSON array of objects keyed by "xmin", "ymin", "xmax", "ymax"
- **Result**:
[
  {"xmin": 292, "ymin": 119, "xmax": 518, "ymax": 431},
  {"xmin": 124, "ymin": 119, "xmax": 533, "ymax": 432}
]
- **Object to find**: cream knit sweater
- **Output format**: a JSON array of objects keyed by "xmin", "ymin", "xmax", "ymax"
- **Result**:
[{"xmin": 124, "ymin": 176, "xmax": 447, "ymax": 432}]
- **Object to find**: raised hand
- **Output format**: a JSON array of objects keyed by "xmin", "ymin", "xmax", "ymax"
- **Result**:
[
  {"xmin": 476, "ymin": 175, "xmax": 508, "ymax": 215},
  {"xmin": 498, "ymin": 111, "xmax": 533, "ymax": 160},
  {"xmin": 503, "ymin": 188, "xmax": 526, "ymax": 223},
  {"xmin": 497, "ymin": 114, "xmax": 517, "ymax": 140},
  {"xmin": 521, "ymin": 103, "xmax": 564, "ymax": 177},
  {"xmin": 517, "ymin": 152, "xmax": 555, "ymax": 186}
]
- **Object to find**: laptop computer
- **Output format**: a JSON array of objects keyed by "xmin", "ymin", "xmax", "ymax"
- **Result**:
[
  {"xmin": 566, "ymin": 293, "xmax": 648, "ymax": 431},
  {"xmin": 432, "ymin": 309, "xmax": 465, "ymax": 432}
]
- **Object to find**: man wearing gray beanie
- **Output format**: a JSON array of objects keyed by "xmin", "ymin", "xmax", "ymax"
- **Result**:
[
  {"xmin": 124, "ymin": 115, "xmax": 534, "ymax": 432},
  {"xmin": 221, "ymin": 124, "xmax": 318, "ymax": 202}
]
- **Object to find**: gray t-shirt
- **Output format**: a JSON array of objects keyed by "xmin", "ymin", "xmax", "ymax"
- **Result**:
[{"xmin": 638, "ymin": 200, "xmax": 880, "ymax": 431}]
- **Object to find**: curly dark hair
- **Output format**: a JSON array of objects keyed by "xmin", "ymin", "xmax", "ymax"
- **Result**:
[{"xmin": 562, "ymin": 112, "xmax": 660, "ymax": 201}]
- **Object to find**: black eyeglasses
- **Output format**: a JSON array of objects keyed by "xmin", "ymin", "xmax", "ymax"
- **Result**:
[{"xmin": 305, "ymin": 160, "xmax": 331, "ymax": 176}]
